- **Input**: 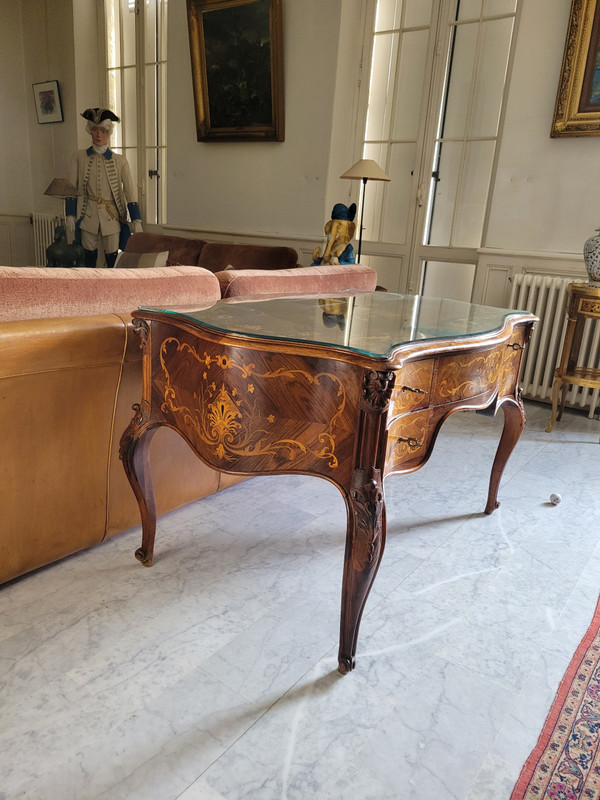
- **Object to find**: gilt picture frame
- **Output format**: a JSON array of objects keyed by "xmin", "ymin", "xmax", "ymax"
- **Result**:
[
  {"xmin": 186, "ymin": 0, "xmax": 284, "ymax": 142},
  {"xmin": 32, "ymin": 80, "xmax": 63, "ymax": 124},
  {"xmin": 552, "ymin": 0, "xmax": 600, "ymax": 137}
]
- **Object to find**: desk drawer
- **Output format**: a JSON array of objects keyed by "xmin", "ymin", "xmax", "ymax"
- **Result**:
[
  {"xmin": 432, "ymin": 347, "xmax": 502, "ymax": 404},
  {"xmin": 386, "ymin": 408, "xmax": 432, "ymax": 469},
  {"xmin": 390, "ymin": 359, "xmax": 433, "ymax": 415}
]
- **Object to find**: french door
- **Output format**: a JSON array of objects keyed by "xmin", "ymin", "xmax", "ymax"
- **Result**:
[{"xmin": 358, "ymin": 0, "xmax": 519, "ymax": 300}]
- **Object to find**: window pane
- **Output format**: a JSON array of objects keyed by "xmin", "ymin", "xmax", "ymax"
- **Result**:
[
  {"xmin": 366, "ymin": 33, "xmax": 398, "ymax": 141},
  {"xmin": 442, "ymin": 23, "xmax": 478, "ymax": 140},
  {"xmin": 158, "ymin": 63, "xmax": 167, "ymax": 146},
  {"xmin": 121, "ymin": 0, "xmax": 136, "ymax": 67},
  {"xmin": 145, "ymin": 0, "xmax": 157, "ymax": 63},
  {"xmin": 145, "ymin": 148, "xmax": 158, "ymax": 223},
  {"xmin": 375, "ymin": 0, "xmax": 402, "ymax": 31},
  {"xmin": 391, "ymin": 29, "xmax": 429, "ymax": 140},
  {"xmin": 105, "ymin": 0, "xmax": 120, "ymax": 68},
  {"xmin": 457, "ymin": 0, "xmax": 483, "ymax": 19},
  {"xmin": 469, "ymin": 17, "xmax": 513, "ymax": 138},
  {"xmin": 108, "ymin": 70, "xmax": 122, "ymax": 148},
  {"xmin": 453, "ymin": 140, "xmax": 495, "ymax": 247},
  {"xmin": 428, "ymin": 141, "xmax": 461, "ymax": 246},
  {"xmin": 360, "ymin": 143, "xmax": 389, "ymax": 243},
  {"xmin": 422, "ymin": 261, "xmax": 476, "ymax": 302},
  {"xmin": 123, "ymin": 66, "xmax": 137, "ymax": 148},
  {"xmin": 145, "ymin": 65, "xmax": 157, "ymax": 147},
  {"xmin": 381, "ymin": 142, "xmax": 417, "ymax": 245},
  {"xmin": 483, "ymin": 0, "xmax": 517, "ymax": 14},
  {"xmin": 404, "ymin": 0, "xmax": 433, "ymax": 28}
]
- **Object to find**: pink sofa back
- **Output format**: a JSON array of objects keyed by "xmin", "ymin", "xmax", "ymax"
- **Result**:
[{"xmin": 0, "ymin": 266, "xmax": 221, "ymax": 321}]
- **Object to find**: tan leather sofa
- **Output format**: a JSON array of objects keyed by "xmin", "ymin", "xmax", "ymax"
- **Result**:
[{"xmin": 0, "ymin": 265, "xmax": 232, "ymax": 585}]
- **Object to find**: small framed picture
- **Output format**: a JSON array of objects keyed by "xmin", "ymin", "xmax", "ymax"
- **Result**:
[{"xmin": 32, "ymin": 80, "xmax": 63, "ymax": 124}]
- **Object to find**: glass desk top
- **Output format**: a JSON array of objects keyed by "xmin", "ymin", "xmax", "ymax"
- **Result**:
[{"xmin": 139, "ymin": 292, "xmax": 531, "ymax": 359}]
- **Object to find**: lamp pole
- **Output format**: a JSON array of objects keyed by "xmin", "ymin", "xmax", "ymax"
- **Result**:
[{"xmin": 357, "ymin": 177, "xmax": 368, "ymax": 263}]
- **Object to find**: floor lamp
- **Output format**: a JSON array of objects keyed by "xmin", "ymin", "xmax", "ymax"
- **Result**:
[{"xmin": 340, "ymin": 159, "xmax": 390, "ymax": 262}]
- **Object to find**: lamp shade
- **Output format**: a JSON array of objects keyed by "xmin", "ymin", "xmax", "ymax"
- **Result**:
[
  {"xmin": 340, "ymin": 159, "xmax": 390, "ymax": 182},
  {"xmin": 44, "ymin": 178, "xmax": 79, "ymax": 197}
]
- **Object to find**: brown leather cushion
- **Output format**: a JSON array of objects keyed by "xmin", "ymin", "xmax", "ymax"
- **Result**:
[
  {"xmin": 125, "ymin": 233, "xmax": 207, "ymax": 266},
  {"xmin": 198, "ymin": 242, "xmax": 299, "ymax": 273},
  {"xmin": 215, "ymin": 264, "xmax": 378, "ymax": 298}
]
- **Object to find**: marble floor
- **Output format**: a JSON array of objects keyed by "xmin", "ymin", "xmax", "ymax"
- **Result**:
[{"xmin": 1, "ymin": 401, "xmax": 600, "ymax": 800}]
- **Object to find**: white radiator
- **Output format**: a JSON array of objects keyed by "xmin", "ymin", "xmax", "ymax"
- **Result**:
[
  {"xmin": 31, "ymin": 212, "xmax": 63, "ymax": 266},
  {"xmin": 509, "ymin": 273, "xmax": 600, "ymax": 417}
]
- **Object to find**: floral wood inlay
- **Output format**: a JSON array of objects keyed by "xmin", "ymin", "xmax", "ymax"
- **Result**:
[
  {"xmin": 158, "ymin": 337, "xmax": 346, "ymax": 468},
  {"xmin": 436, "ymin": 350, "xmax": 501, "ymax": 400}
]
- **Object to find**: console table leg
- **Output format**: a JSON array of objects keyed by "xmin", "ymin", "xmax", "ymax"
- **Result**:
[
  {"xmin": 338, "ymin": 471, "xmax": 387, "ymax": 674},
  {"xmin": 484, "ymin": 397, "xmax": 525, "ymax": 515},
  {"xmin": 119, "ymin": 412, "xmax": 158, "ymax": 566}
]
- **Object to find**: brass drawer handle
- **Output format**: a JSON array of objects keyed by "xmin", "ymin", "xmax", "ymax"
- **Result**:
[
  {"xmin": 507, "ymin": 342, "xmax": 524, "ymax": 351},
  {"xmin": 396, "ymin": 436, "xmax": 423, "ymax": 450},
  {"xmin": 400, "ymin": 385, "xmax": 427, "ymax": 395}
]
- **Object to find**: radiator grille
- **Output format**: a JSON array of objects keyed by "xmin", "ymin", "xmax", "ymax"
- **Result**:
[
  {"xmin": 32, "ymin": 213, "xmax": 63, "ymax": 266},
  {"xmin": 509, "ymin": 273, "xmax": 599, "ymax": 417}
]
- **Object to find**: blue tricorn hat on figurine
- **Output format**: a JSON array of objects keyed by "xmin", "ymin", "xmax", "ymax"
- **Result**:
[{"xmin": 331, "ymin": 202, "xmax": 357, "ymax": 221}]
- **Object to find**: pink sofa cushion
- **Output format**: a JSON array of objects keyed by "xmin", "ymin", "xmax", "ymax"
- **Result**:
[
  {"xmin": 0, "ymin": 266, "xmax": 221, "ymax": 321},
  {"xmin": 215, "ymin": 264, "xmax": 378, "ymax": 298},
  {"xmin": 125, "ymin": 233, "xmax": 207, "ymax": 266},
  {"xmin": 198, "ymin": 242, "xmax": 299, "ymax": 273}
]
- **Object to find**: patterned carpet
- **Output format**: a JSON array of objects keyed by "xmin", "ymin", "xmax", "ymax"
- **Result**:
[{"xmin": 511, "ymin": 596, "xmax": 600, "ymax": 800}]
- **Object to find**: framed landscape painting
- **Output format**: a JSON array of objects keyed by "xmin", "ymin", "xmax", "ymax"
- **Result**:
[
  {"xmin": 552, "ymin": 0, "xmax": 600, "ymax": 137},
  {"xmin": 186, "ymin": 0, "xmax": 284, "ymax": 142}
]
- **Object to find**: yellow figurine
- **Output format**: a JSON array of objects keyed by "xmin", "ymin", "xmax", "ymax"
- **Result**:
[{"xmin": 312, "ymin": 203, "xmax": 356, "ymax": 265}]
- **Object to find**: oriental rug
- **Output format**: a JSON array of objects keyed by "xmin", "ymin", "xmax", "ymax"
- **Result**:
[{"xmin": 510, "ymin": 596, "xmax": 600, "ymax": 800}]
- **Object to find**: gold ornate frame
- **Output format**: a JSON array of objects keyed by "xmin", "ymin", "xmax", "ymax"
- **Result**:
[
  {"xmin": 186, "ymin": 0, "xmax": 284, "ymax": 142},
  {"xmin": 552, "ymin": 0, "xmax": 600, "ymax": 137}
]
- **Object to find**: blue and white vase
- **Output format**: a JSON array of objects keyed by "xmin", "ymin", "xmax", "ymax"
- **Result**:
[{"xmin": 584, "ymin": 226, "xmax": 600, "ymax": 284}]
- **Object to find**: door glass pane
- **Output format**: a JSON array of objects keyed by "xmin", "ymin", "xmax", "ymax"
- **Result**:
[
  {"xmin": 107, "ymin": 70, "xmax": 122, "ymax": 148},
  {"xmin": 483, "ymin": 0, "xmax": 517, "ymax": 14},
  {"xmin": 391, "ymin": 29, "xmax": 429, "ymax": 140},
  {"xmin": 123, "ymin": 65, "xmax": 138, "ymax": 147},
  {"xmin": 366, "ymin": 33, "xmax": 398, "ymax": 141},
  {"xmin": 422, "ymin": 260, "xmax": 476, "ymax": 302},
  {"xmin": 457, "ymin": 0, "xmax": 483, "ymax": 19},
  {"xmin": 145, "ymin": 0, "xmax": 157, "ymax": 62},
  {"xmin": 469, "ymin": 18, "xmax": 513, "ymax": 138},
  {"xmin": 375, "ymin": 0, "xmax": 402, "ymax": 31},
  {"xmin": 404, "ymin": 0, "xmax": 433, "ymax": 28},
  {"xmin": 381, "ymin": 142, "xmax": 417, "ymax": 245},
  {"xmin": 428, "ymin": 141, "xmax": 461, "ymax": 246},
  {"xmin": 442, "ymin": 23, "xmax": 478, "ymax": 140},
  {"xmin": 120, "ymin": 0, "xmax": 136, "ymax": 66},
  {"xmin": 453, "ymin": 140, "xmax": 495, "ymax": 247},
  {"xmin": 105, "ymin": 0, "xmax": 120, "ymax": 68},
  {"xmin": 145, "ymin": 65, "xmax": 157, "ymax": 147},
  {"xmin": 361, "ymin": 143, "xmax": 389, "ymax": 243}
]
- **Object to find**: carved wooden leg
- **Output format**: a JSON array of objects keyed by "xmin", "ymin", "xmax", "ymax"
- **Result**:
[
  {"xmin": 546, "ymin": 373, "xmax": 560, "ymax": 432},
  {"xmin": 338, "ymin": 469, "xmax": 387, "ymax": 674},
  {"xmin": 484, "ymin": 396, "xmax": 525, "ymax": 515},
  {"xmin": 119, "ymin": 407, "xmax": 159, "ymax": 566}
]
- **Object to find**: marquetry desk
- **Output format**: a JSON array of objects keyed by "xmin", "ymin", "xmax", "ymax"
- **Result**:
[
  {"xmin": 120, "ymin": 293, "xmax": 536, "ymax": 673},
  {"xmin": 547, "ymin": 281, "xmax": 600, "ymax": 433}
]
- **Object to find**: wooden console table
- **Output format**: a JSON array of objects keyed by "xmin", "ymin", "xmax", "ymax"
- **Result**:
[
  {"xmin": 547, "ymin": 281, "xmax": 600, "ymax": 432},
  {"xmin": 120, "ymin": 293, "xmax": 536, "ymax": 673}
]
